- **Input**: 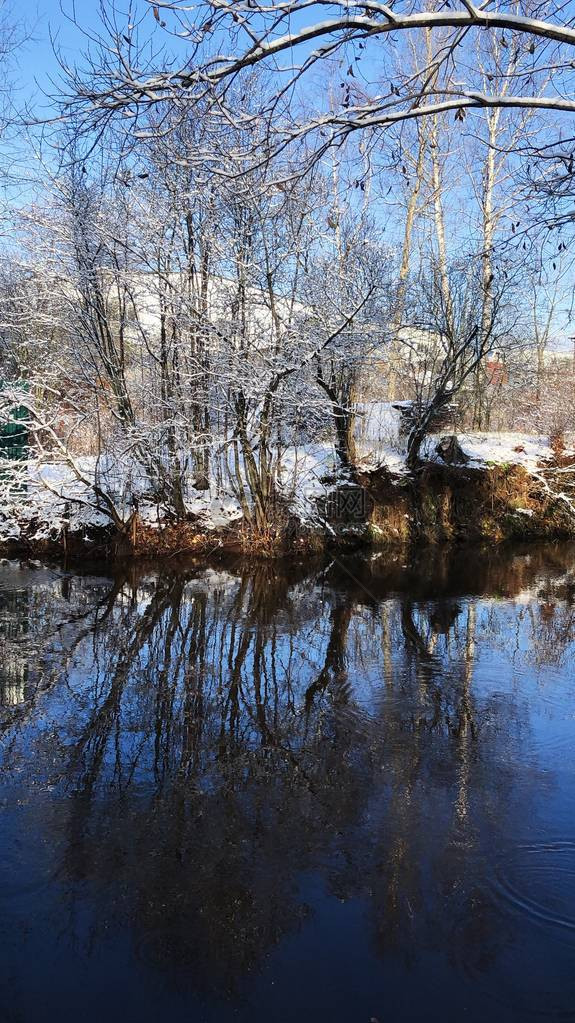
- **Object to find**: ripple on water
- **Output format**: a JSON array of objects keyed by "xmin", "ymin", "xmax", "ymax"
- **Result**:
[
  {"xmin": 448, "ymin": 842, "xmax": 575, "ymax": 1020},
  {"xmin": 492, "ymin": 840, "xmax": 575, "ymax": 942}
]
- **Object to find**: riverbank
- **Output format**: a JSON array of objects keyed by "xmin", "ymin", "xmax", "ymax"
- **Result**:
[{"xmin": 2, "ymin": 457, "xmax": 574, "ymax": 561}]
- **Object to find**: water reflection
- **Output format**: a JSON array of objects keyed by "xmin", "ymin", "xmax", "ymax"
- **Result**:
[{"xmin": 0, "ymin": 546, "xmax": 574, "ymax": 1022}]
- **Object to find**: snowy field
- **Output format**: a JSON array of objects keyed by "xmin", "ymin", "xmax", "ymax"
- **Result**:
[{"xmin": 355, "ymin": 402, "xmax": 565, "ymax": 471}]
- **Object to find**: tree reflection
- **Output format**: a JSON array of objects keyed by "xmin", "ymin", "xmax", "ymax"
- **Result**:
[{"xmin": 0, "ymin": 544, "xmax": 574, "ymax": 1000}]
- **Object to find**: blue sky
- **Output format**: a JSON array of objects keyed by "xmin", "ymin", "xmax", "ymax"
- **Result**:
[
  {"xmin": 17, "ymin": 1, "xmax": 160, "ymax": 113},
  {"xmin": 19, "ymin": 2, "xmax": 101, "ymax": 98},
  {"xmin": 17, "ymin": 0, "xmax": 332, "ymax": 109}
]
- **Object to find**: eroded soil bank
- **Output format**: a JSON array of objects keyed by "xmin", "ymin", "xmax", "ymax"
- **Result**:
[{"xmin": 2, "ymin": 460, "xmax": 574, "ymax": 561}]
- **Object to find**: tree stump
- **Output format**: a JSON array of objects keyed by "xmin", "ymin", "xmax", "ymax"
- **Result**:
[{"xmin": 435, "ymin": 434, "xmax": 470, "ymax": 465}]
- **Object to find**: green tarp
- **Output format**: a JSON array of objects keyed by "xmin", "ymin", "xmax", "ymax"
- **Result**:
[{"xmin": 0, "ymin": 381, "xmax": 29, "ymax": 463}]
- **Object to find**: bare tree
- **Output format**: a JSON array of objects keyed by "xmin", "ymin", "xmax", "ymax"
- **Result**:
[
  {"xmin": 54, "ymin": 1, "xmax": 575, "ymax": 157},
  {"xmin": 399, "ymin": 258, "xmax": 519, "ymax": 469}
]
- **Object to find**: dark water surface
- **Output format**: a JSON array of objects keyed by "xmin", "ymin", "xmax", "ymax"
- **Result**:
[{"xmin": 0, "ymin": 545, "xmax": 574, "ymax": 1023}]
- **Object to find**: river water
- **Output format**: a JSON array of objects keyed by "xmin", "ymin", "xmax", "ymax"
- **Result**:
[{"xmin": 0, "ymin": 544, "xmax": 574, "ymax": 1022}]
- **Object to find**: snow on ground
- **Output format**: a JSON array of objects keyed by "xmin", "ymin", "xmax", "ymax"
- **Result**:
[
  {"xmin": 356, "ymin": 442, "xmax": 408, "ymax": 475},
  {"xmin": 355, "ymin": 402, "xmax": 564, "ymax": 472},
  {"xmin": 0, "ymin": 424, "xmax": 568, "ymax": 545},
  {"xmin": 278, "ymin": 444, "xmax": 339, "ymax": 523},
  {"xmin": 0, "ymin": 455, "xmax": 243, "ymax": 543},
  {"xmin": 366, "ymin": 429, "xmax": 557, "ymax": 473},
  {"xmin": 186, "ymin": 490, "xmax": 243, "ymax": 529},
  {"xmin": 453, "ymin": 433, "xmax": 557, "ymax": 469},
  {"xmin": 0, "ymin": 445, "xmax": 337, "ymax": 541}
]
